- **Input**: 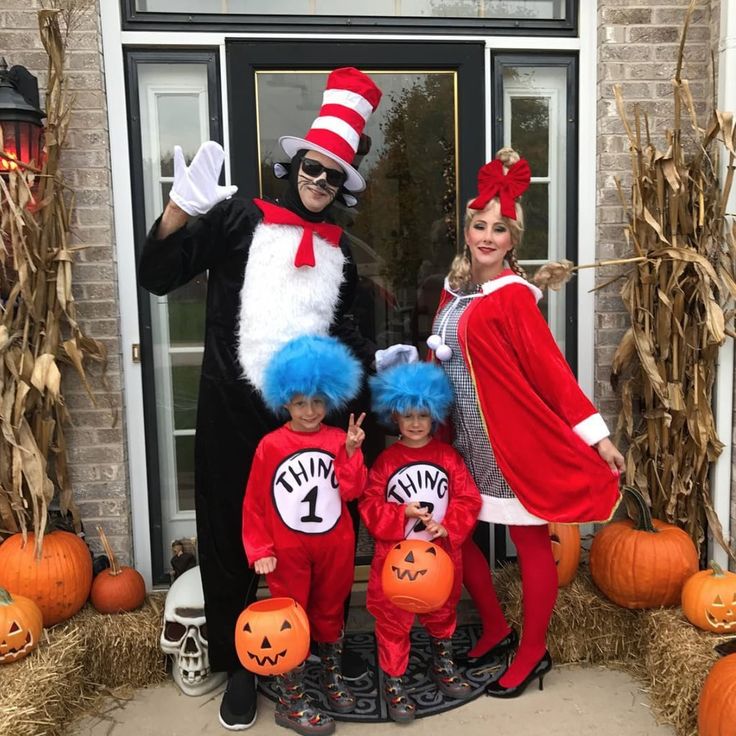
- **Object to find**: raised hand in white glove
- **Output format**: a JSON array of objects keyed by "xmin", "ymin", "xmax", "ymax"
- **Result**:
[{"xmin": 169, "ymin": 141, "xmax": 238, "ymax": 216}]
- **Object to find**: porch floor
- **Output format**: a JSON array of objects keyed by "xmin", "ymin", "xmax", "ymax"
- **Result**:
[{"xmin": 68, "ymin": 663, "xmax": 674, "ymax": 736}]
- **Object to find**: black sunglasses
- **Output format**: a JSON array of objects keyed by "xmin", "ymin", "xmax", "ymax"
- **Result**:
[{"xmin": 300, "ymin": 157, "xmax": 347, "ymax": 188}]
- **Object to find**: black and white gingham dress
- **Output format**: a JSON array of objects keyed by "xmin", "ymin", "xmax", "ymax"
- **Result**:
[{"xmin": 434, "ymin": 291, "xmax": 546, "ymax": 525}]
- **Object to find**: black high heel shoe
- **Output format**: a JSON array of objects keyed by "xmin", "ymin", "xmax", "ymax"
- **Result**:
[
  {"xmin": 463, "ymin": 628, "xmax": 519, "ymax": 669},
  {"xmin": 485, "ymin": 650, "xmax": 552, "ymax": 698}
]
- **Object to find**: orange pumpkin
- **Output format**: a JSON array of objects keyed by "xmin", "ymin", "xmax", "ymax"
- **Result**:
[
  {"xmin": 235, "ymin": 597, "xmax": 310, "ymax": 676},
  {"xmin": 589, "ymin": 486, "xmax": 698, "ymax": 609},
  {"xmin": 90, "ymin": 527, "xmax": 146, "ymax": 614},
  {"xmin": 698, "ymin": 654, "xmax": 736, "ymax": 735},
  {"xmin": 548, "ymin": 523, "xmax": 580, "ymax": 587},
  {"xmin": 381, "ymin": 539, "xmax": 454, "ymax": 613},
  {"xmin": 681, "ymin": 561, "xmax": 736, "ymax": 634},
  {"xmin": 0, "ymin": 587, "xmax": 43, "ymax": 664},
  {"xmin": 0, "ymin": 531, "xmax": 93, "ymax": 626}
]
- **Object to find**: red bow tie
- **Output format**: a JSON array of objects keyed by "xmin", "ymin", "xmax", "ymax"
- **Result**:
[{"xmin": 254, "ymin": 199, "xmax": 343, "ymax": 268}]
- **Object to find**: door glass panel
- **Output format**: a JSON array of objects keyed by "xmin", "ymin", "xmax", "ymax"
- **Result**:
[
  {"xmin": 503, "ymin": 65, "xmax": 567, "ymax": 349},
  {"xmin": 136, "ymin": 0, "xmax": 565, "ymax": 19},
  {"xmin": 137, "ymin": 63, "xmax": 209, "ymax": 560},
  {"xmin": 256, "ymin": 70, "xmax": 458, "ymax": 353}
]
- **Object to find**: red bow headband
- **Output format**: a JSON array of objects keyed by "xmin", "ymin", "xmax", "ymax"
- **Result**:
[{"xmin": 468, "ymin": 158, "xmax": 531, "ymax": 220}]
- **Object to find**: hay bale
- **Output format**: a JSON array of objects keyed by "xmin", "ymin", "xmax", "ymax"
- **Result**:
[
  {"xmin": 638, "ymin": 608, "xmax": 728, "ymax": 736},
  {"xmin": 0, "ymin": 595, "xmax": 168, "ymax": 736},
  {"xmin": 0, "ymin": 626, "xmax": 89, "ymax": 736},
  {"xmin": 70, "ymin": 594, "xmax": 167, "ymax": 689},
  {"xmin": 494, "ymin": 563, "xmax": 645, "ymax": 664}
]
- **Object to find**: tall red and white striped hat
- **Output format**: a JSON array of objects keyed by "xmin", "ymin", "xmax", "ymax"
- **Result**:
[{"xmin": 279, "ymin": 67, "xmax": 382, "ymax": 193}]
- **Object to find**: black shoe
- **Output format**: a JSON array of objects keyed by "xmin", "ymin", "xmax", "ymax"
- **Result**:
[
  {"xmin": 219, "ymin": 669, "xmax": 258, "ymax": 731},
  {"xmin": 463, "ymin": 628, "xmax": 519, "ymax": 669},
  {"xmin": 340, "ymin": 646, "xmax": 368, "ymax": 681},
  {"xmin": 485, "ymin": 651, "xmax": 552, "ymax": 699}
]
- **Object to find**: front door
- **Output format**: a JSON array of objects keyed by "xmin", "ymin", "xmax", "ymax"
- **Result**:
[{"xmin": 226, "ymin": 41, "xmax": 485, "ymax": 567}]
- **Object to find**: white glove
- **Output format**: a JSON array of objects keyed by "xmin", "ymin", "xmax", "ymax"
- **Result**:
[
  {"xmin": 169, "ymin": 141, "xmax": 238, "ymax": 216},
  {"xmin": 375, "ymin": 344, "xmax": 419, "ymax": 373}
]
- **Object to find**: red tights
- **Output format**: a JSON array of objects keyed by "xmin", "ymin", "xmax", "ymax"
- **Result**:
[{"xmin": 462, "ymin": 524, "xmax": 557, "ymax": 688}]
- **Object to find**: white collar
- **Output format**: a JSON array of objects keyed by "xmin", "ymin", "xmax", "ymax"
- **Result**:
[{"xmin": 443, "ymin": 274, "xmax": 542, "ymax": 303}]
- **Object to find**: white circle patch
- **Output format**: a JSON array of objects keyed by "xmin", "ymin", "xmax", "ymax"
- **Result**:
[
  {"xmin": 386, "ymin": 462, "xmax": 449, "ymax": 541},
  {"xmin": 272, "ymin": 449, "xmax": 341, "ymax": 534}
]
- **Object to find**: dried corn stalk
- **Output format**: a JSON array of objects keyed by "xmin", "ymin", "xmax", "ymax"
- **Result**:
[
  {"xmin": 0, "ymin": 5, "xmax": 106, "ymax": 555},
  {"xmin": 610, "ymin": 1, "xmax": 736, "ymax": 560}
]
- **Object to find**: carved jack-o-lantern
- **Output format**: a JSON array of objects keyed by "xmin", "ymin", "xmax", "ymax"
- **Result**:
[
  {"xmin": 0, "ymin": 587, "xmax": 43, "ymax": 665},
  {"xmin": 381, "ymin": 540, "xmax": 454, "ymax": 614},
  {"xmin": 549, "ymin": 523, "xmax": 581, "ymax": 587},
  {"xmin": 235, "ymin": 597, "xmax": 310, "ymax": 676},
  {"xmin": 682, "ymin": 561, "xmax": 736, "ymax": 634}
]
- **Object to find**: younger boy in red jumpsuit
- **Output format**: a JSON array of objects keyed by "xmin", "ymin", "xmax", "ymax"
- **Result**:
[
  {"xmin": 359, "ymin": 361, "xmax": 481, "ymax": 723},
  {"xmin": 242, "ymin": 335, "xmax": 367, "ymax": 736}
]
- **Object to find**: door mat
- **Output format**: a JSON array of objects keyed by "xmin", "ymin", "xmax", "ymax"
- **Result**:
[{"xmin": 257, "ymin": 624, "xmax": 501, "ymax": 721}]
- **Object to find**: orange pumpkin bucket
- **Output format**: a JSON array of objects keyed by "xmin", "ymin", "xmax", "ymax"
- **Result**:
[
  {"xmin": 235, "ymin": 597, "xmax": 310, "ymax": 676},
  {"xmin": 381, "ymin": 539, "xmax": 454, "ymax": 614}
]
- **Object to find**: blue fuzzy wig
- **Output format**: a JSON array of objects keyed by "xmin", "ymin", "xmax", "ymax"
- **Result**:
[
  {"xmin": 262, "ymin": 335, "xmax": 362, "ymax": 415},
  {"xmin": 369, "ymin": 362, "xmax": 453, "ymax": 427}
]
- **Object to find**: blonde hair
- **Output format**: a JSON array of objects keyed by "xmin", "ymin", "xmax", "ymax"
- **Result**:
[{"xmin": 448, "ymin": 147, "xmax": 527, "ymax": 291}]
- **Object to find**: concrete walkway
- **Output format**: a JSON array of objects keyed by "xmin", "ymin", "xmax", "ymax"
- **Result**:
[{"xmin": 70, "ymin": 665, "xmax": 674, "ymax": 736}]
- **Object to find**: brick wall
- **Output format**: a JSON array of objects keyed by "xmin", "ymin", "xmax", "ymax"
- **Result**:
[
  {"xmin": 0, "ymin": 1, "xmax": 131, "ymax": 564},
  {"xmin": 596, "ymin": 0, "xmax": 716, "ymax": 419}
]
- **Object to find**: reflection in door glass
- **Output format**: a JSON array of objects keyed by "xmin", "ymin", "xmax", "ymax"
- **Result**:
[
  {"xmin": 256, "ymin": 71, "xmax": 459, "ymax": 355},
  {"xmin": 137, "ymin": 0, "xmax": 565, "ymax": 19}
]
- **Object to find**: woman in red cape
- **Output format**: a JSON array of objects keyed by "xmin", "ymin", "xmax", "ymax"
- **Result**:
[{"xmin": 428, "ymin": 147, "xmax": 624, "ymax": 697}]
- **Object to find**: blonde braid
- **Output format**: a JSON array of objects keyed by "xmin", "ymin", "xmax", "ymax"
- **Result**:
[
  {"xmin": 506, "ymin": 249, "xmax": 528, "ymax": 280},
  {"xmin": 447, "ymin": 249, "xmax": 473, "ymax": 292}
]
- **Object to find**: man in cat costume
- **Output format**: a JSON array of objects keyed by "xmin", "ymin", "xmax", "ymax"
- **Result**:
[{"xmin": 139, "ymin": 67, "xmax": 381, "ymax": 731}]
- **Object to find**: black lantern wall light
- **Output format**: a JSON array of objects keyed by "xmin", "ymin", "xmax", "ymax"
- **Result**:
[{"xmin": 0, "ymin": 57, "xmax": 46, "ymax": 174}]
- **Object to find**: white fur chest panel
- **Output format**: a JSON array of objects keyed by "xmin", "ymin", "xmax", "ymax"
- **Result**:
[{"xmin": 237, "ymin": 222, "xmax": 346, "ymax": 391}]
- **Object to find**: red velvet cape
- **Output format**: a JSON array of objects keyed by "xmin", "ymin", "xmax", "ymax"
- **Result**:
[{"xmin": 434, "ymin": 271, "xmax": 620, "ymax": 523}]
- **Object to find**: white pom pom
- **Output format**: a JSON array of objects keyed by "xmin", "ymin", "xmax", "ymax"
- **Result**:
[
  {"xmin": 435, "ymin": 344, "xmax": 453, "ymax": 362},
  {"xmin": 427, "ymin": 334, "xmax": 442, "ymax": 351}
]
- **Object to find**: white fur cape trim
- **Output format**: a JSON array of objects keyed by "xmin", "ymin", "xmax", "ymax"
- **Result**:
[
  {"xmin": 478, "ymin": 496, "xmax": 547, "ymax": 525},
  {"xmin": 236, "ymin": 222, "xmax": 346, "ymax": 391},
  {"xmin": 442, "ymin": 274, "xmax": 543, "ymax": 303}
]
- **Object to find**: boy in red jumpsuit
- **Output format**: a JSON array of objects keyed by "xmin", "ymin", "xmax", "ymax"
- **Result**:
[
  {"xmin": 242, "ymin": 335, "xmax": 367, "ymax": 736},
  {"xmin": 359, "ymin": 362, "xmax": 481, "ymax": 723}
]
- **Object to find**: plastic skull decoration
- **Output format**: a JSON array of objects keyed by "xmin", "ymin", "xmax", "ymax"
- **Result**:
[{"xmin": 160, "ymin": 566, "xmax": 226, "ymax": 696}]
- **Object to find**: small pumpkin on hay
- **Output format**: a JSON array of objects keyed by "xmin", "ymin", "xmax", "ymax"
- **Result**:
[
  {"xmin": 0, "ymin": 587, "xmax": 43, "ymax": 664},
  {"xmin": 681, "ymin": 561, "xmax": 736, "ymax": 634},
  {"xmin": 90, "ymin": 526, "xmax": 146, "ymax": 614},
  {"xmin": 589, "ymin": 486, "xmax": 698, "ymax": 609},
  {"xmin": 0, "ymin": 530, "xmax": 93, "ymax": 626}
]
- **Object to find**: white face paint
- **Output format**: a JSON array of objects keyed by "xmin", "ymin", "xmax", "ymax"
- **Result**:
[
  {"xmin": 272, "ymin": 449, "xmax": 342, "ymax": 534},
  {"xmin": 386, "ymin": 462, "xmax": 449, "ymax": 541},
  {"xmin": 160, "ymin": 566, "xmax": 226, "ymax": 696}
]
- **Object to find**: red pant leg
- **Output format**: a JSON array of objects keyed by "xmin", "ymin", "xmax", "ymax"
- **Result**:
[
  {"xmin": 418, "ymin": 549, "xmax": 462, "ymax": 640},
  {"xmin": 304, "ymin": 532, "xmax": 355, "ymax": 643},
  {"xmin": 265, "ymin": 542, "xmax": 312, "ymax": 612},
  {"xmin": 366, "ymin": 558, "xmax": 415, "ymax": 677}
]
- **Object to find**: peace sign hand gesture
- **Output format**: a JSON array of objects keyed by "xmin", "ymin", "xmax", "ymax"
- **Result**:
[{"xmin": 345, "ymin": 412, "xmax": 366, "ymax": 457}]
